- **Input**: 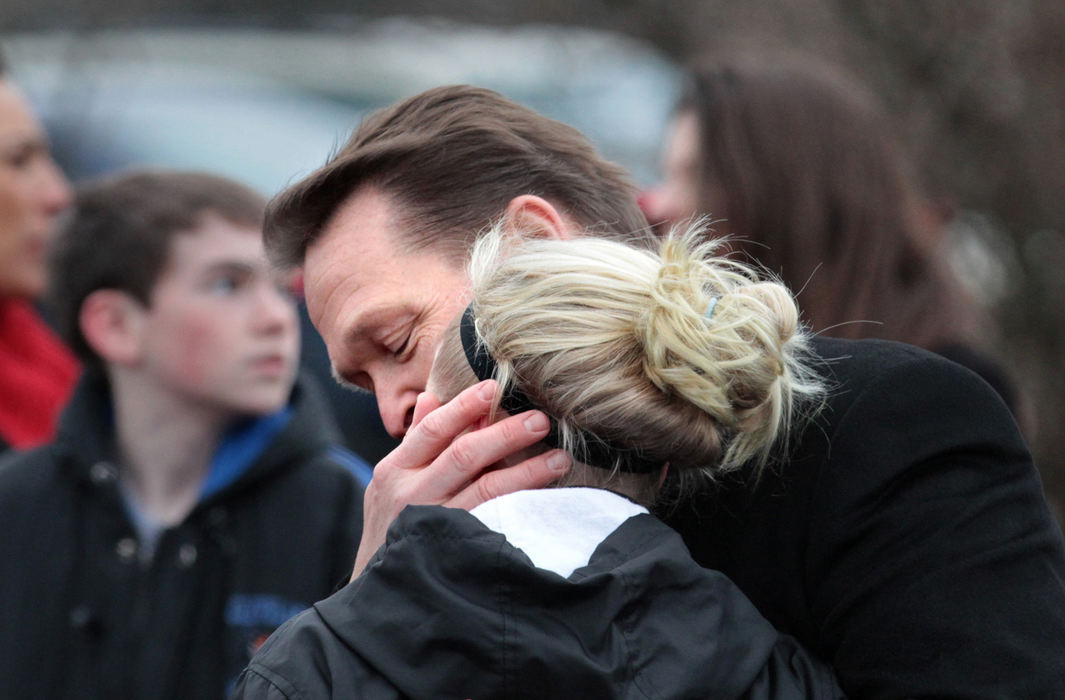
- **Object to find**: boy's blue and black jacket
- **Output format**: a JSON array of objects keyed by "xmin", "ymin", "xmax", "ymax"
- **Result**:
[{"xmin": 0, "ymin": 371, "xmax": 369, "ymax": 700}]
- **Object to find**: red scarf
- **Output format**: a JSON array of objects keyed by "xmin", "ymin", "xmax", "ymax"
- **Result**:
[{"xmin": 0, "ymin": 299, "xmax": 79, "ymax": 449}]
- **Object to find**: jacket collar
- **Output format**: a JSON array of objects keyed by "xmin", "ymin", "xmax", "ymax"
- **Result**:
[{"xmin": 53, "ymin": 372, "xmax": 337, "ymax": 504}]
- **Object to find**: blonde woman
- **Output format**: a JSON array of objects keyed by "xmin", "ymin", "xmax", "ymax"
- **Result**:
[{"xmin": 235, "ymin": 226, "xmax": 844, "ymax": 699}]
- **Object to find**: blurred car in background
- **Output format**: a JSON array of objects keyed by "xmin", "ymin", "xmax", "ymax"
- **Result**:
[
  {"xmin": 3, "ymin": 20, "xmax": 678, "ymax": 192},
  {"xmin": 2, "ymin": 20, "xmax": 680, "ymax": 462}
]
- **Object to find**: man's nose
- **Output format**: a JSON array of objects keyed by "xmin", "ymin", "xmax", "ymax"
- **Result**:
[{"xmin": 375, "ymin": 382, "xmax": 417, "ymax": 439}]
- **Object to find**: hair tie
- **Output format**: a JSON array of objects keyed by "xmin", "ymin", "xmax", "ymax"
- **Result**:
[
  {"xmin": 461, "ymin": 304, "xmax": 547, "ymax": 420},
  {"xmin": 458, "ymin": 303, "xmax": 661, "ymax": 474},
  {"xmin": 460, "ymin": 304, "xmax": 496, "ymax": 383},
  {"xmin": 704, "ymin": 296, "xmax": 720, "ymax": 320}
]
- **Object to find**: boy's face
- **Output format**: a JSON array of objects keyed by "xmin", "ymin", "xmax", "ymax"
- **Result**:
[{"xmin": 137, "ymin": 215, "xmax": 299, "ymax": 417}]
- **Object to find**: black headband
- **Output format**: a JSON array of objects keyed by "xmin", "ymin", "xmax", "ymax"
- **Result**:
[{"xmin": 459, "ymin": 304, "xmax": 661, "ymax": 474}]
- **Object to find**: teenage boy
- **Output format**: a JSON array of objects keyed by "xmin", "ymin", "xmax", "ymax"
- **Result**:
[{"xmin": 0, "ymin": 170, "xmax": 369, "ymax": 700}]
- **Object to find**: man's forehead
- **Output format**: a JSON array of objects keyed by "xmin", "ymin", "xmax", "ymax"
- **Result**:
[
  {"xmin": 302, "ymin": 238, "xmax": 410, "ymax": 339},
  {"xmin": 320, "ymin": 187, "xmax": 400, "ymax": 248},
  {"xmin": 304, "ymin": 190, "xmax": 403, "ymax": 281},
  {"xmin": 303, "ymin": 189, "xmax": 469, "ymax": 311},
  {"xmin": 306, "ymin": 185, "xmax": 475, "ymax": 278}
]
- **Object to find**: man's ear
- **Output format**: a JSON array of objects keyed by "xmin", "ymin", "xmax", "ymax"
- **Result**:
[
  {"xmin": 504, "ymin": 195, "xmax": 577, "ymax": 240},
  {"xmin": 79, "ymin": 290, "xmax": 146, "ymax": 367}
]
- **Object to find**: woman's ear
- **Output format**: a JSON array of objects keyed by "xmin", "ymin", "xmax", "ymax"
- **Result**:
[
  {"xmin": 503, "ymin": 195, "xmax": 577, "ymax": 240},
  {"xmin": 658, "ymin": 462, "xmax": 670, "ymax": 489},
  {"xmin": 79, "ymin": 289, "xmax": 145, "ymax": 367}
]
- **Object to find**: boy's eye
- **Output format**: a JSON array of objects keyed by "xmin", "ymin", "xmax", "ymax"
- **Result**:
[
  {"xmin": 208, "ymin": 276, "xmax": 240, "ymax": 295},
  {"xmin": 273, "ymin": 281, "xmax": 297, "ymax": 302}
]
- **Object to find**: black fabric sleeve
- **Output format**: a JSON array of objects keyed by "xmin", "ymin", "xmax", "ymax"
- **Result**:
[
  {"xmin": 324, "ymin": 458, "xmax": 364, "ymax": 592},
  {"xmin": 740, "ymin": 634, "xmax": 847, "ymax": 700},
  {"xmin": 806, "ymin": 353, "xmax": 1065, "ymax": 697},
  {"xmin": 229, "ymin": 667, "xmax": 297, "ymax": 700}
]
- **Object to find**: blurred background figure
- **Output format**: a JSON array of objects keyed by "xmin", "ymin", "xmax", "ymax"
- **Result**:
[
  {"xmin": 642, "ymin": 51, "xmax": 1018, "ymax": 412},
  {"xmin": 0, "ymin": 47, "xmax": 76, "ymax": 453},
  {"xmin": 0, "ymin": 169, "xmax": 367, "ymax": 700}
]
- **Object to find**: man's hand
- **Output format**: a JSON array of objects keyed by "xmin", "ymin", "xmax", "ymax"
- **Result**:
[{"xmin": 351, "ymin": 379, "xmax": 571, "ymax": 579}]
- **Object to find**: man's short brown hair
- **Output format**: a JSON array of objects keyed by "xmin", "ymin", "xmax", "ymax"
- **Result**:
[{"xmin": 264, "ymin": 85, "xmax": 648, "ymax": 267}]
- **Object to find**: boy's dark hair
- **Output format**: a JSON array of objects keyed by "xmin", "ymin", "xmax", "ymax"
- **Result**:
[
  {"xmin": 48, "ymin": 170, "xmax": 266, "ymax": 367},
  {"xmin": 264, "ymin": 85, "xmax": 649, "ymax": 267}
]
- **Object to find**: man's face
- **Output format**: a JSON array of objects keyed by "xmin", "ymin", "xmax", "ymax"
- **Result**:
[
  {"xmin": 303, "ymin": 187, "xmax": 471, "ymax": 438},
  {"xmin": 137, "ymin": 215, "xmax": 299, "ymax": 417}
]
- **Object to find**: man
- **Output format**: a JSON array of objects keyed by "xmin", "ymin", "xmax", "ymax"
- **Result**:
[
  {"xmin": 249, "ymin": 86, "xmax": 1065, "ymax": 697},
  {"xmin": 0, "ymin": 170, "xmax": 370, "ymax": 699}
]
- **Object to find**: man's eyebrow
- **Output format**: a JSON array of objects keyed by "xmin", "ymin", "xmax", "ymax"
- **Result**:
[{"xmin": 345, "ymin": 306, "xmax": 417, "ymax": 345}]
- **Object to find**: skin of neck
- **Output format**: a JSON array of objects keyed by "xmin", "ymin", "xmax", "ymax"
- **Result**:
[{"xmin": 107, "ymin": 367, "xmax": 233, "ymax": 526}]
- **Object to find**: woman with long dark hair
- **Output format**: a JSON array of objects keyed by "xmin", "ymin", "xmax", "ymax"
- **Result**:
[{"xmin": 643, "ymin": 51, "xmax": 1016, "ymax": 409}]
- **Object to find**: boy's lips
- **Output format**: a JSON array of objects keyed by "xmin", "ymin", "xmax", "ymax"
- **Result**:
[{"xmin": 248, "ymin": 354, "xmax": 290, "ymax": 376}]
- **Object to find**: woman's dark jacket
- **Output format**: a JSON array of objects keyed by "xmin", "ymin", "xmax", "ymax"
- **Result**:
[
  {"xmin": 233, "ymin": 504, "xmax": 845, "ymax": 699},
  {"xmin": 0, "ymin": 372, "xmax": 367, "ymax": 700}
]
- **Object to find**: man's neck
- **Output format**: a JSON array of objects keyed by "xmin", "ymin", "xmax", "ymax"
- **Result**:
[{"xmin": 110, "ymin": 373, "xmax": 231, "ymax": 527}]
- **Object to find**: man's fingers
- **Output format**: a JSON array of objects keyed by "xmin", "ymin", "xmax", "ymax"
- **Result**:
[
  {"xmin": 386, "ymin": 380, "xmax": 496, "ymax": 468},
  {"xmin": 449, "ymin": 449, "xmax": 572, "ymax": 512},
  {"xmin": 429, "ymin": 409, "xmax": 552, "ymax": 484},
  {"xmin": 410, "ymin": 391, "xmax": 441, "ymax": 430},
  {"xmin": 356, "ymin": 383, "xmax": 560, "ymax": 581},
  {"xmin": 408, "ymin": 408, "xmax": 553, "ymax": 507}
]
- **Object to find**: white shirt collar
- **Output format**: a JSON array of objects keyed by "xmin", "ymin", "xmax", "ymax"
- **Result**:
[{"xmin": 469, "ymin": 487, "xmax": 648, "ymax": 578}]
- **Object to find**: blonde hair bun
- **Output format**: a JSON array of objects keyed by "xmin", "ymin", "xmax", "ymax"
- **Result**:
[
  {"xmin": 455, "ymin": 222, "xmax": 823, "ymax": 480},
  {"xmin": 641, "ymin": 228, "xmax": 810, "ymax": 471}
]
